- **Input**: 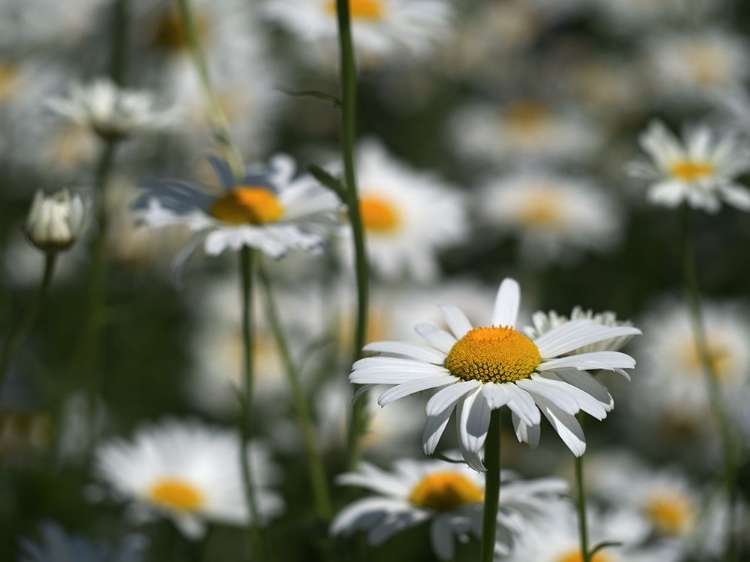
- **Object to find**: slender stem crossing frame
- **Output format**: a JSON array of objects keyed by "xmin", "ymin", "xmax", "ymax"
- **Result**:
[{"xmin": 479, "ymin": 410, "xmax": 502, "ymax": 562}]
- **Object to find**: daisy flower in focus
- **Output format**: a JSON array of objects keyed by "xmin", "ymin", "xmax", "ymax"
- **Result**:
[
  {"xmin": 135, "ymin": 154, "xmax": 342, "ymax": 272},
  {"xmin": 95, "ymin": 419, "xmax": 284, "ymax": 539},
  {"xmin": 451, "ymin": 100, "xmax": 601, "ymax": 165},
  {"xmin": 629, "ymin": 120, "xmax": 750, "ymax": 212},
  {"xmin": 350, "ymin": 278, "xmax": 641, "ymax": 470},
  {"xmin": 19, "ymin": 521, "xmax": 147, "ymax": 562},
  {"xmin": 478, "ymin": 171, "xmax": 622, "ymax": 265},
  {"xmin": 331, "ymin": 457, "xmax": 568, "ymax": 559},
  {"xmin": 263, "ymin": 0, "xmax": 452, "ymax": 61},
  {"xmin": 47, "ymin": 79, "xmax": 175, "ymax": 140},
  {"xmin": 339, "ymin": 140, "xmax": 469, "ymax": 282}
]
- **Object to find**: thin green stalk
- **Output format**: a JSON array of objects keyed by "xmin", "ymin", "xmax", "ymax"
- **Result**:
[
  {"xmin": 480, "ymin": 410, "xmax": 502, "ymax": 562},
  {"xmin": 239, "ymin": 246, "xmax": 265, "ymax": 562},
  {"xmin": 175, "ymin": 0, "xmax": 243, "ymax": 176},
  {"xmin": 0, "ymin": 253, "xmax": 57, "ymax": 385},
  {"xmin": 575, "ymin": 414, "xmax": 590, "ymax": 562},
  {"xmin": 258, "ymin": 268, "xmax": 332, "ymax": 521},
  {"xmin": 679, "ymin": 205, "xmax": 738, "ymax": 562},
  {"xmin": 334, "ymin": 0, "xmax": 371, "ymax": 473}
]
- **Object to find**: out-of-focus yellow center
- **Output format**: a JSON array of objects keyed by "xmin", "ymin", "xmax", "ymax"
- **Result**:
[
  {"xmin": 502, "ymin": 101, "xmax": 552, "ymax": 142},
  {"xmin": 445, "ymin": 327, "xmax": 541, "ymax": 384},
  {"xmin": 152, "ymin": 8, "xmax": 210, "ymax": 51},
  {"xmin": 520, "ymin": 192, "xmax": 562, "ymax": 226},
  {"xmin": 326, "ymin": 0, "xmax": 385, "ymax": 20},
  {"xmin": 682, "ymin": 340, "xmax": 730, "ymax": 379},
  {"xmin": 556, "ymin": 549, "xmax": 612, "ymax": 562},
  {"xmin": 686, "ymin": 44, "xmax": 731, "ymax": 86},
  {"xmin": 0, "ymin": 63, "xmax": 20, "ymax": 102},
  {"xmin": 148, "ymin": 478, "xmax": 205, "ymax": 512},
  {"xmin": 408, "ymin": 472, "xmax": 483, "ymax": 512},
  {"xmin": 645, "ymin": 494, "xmax": 695, "ymax": 536},
  {"xmin": 670, "ymin": 160, "xmax": 714, "ymax": 182},
  {"xmin": 359, "ymin": 196, "xmax": 400, "ymax": 232},
  {"xmin": 209, "ymin": 187, "xmax": 284, "ymax": 225}
]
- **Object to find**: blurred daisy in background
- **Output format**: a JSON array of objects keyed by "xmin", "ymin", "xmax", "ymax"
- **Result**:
[
  {"xmin": 95, "ymin": 419, "xmax": 284, "ymax": 539},
  {"xmin": 331, "ymin": 458, "xmax": 568, "ymax": 559},
  {"xmin": 588, "ymin": 0, "xmax": 722, "ymax": 35},
  {"xmin": 263, "ymin": 0, "xmax": 453, "ymax": 63},
  {"xmin": 478, "ymin": 171, "xmax": 623, "ymax": 265},
  {"xmin": 350, "ymin": 278, "xmax": 640, "ymax": 469},
  {"xmin": 339, "ymin": 139, "xmax": 468, "ymax": 282},
  {"xmin": 19, "ymin": 521, "xmax": 148, "ymax": 562},
  {"xmin": 629, "ymin": 120, "xmax": 750, "ymax": 212},
  {"xmin": 136, "ymin": 154, "xmax": 342, "ymax": 272},
  {"xmin": 451, "ymin": 99, "xmax": 602, "ymax": 165},
  {"xmin": 643, "ymin": 30, "xmax": 750, "ymax": 105}
]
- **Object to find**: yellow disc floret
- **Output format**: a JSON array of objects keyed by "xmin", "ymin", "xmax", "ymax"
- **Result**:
[
  {"xmin": 148, "ymin": 478, "xmax": 205, "ymax": 512},
  {"xmin": 359, "ymin": 195, "xmax": 400, "ymax": 232},
  {"xmin": 645, "ymin": 494, "xmax": 695, "ymax": 536},
  {"xmin": 445, "ymin": 327, "xmax": 541, "ymax": 384},
  {"xmin": 209, "ymin": 186, "xmax": 284, "ymax": 225},
  {"xmin": 557, "ymin": 549, "xmax": 612, "ymax": 562},
  {"xmin": 326, "ymin": 0, "xmax": 385, "ymax": 20},
  {"xmin": 408, "ymin": 471, "xmax": 484, "ymax": 512},
  {"xmin": 670, "ymin": 160, "xmax": 714, "ymax": 182}
]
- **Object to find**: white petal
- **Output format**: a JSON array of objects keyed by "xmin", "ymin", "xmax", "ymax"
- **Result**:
[
  {"xmin": 456, "ymin": 389, "xmax": 486, "ymax": 471},
  {"xmin": 377, "ymin": 376, "xmax": 456, "ymax": 406},
  {"xmin": 516, "ymin": 379, "xmax": 580, "ymax": 416},
  {"xmin": 439, "ymin": 305, "xmax": 474, "ymax": 339},
  {"xmin": 527, "ymin": 375, "xmax": 610, "ymax": 420},
  {"xmin": 481, "ymin": 383, "xmax": 512, "ymax": 409},
  {"xmin": 553, "ymin": 370, "xmax": 613, "ymax": 409},
  {"xmin": 415, "ymin": 324, "xmax": 457, "ymax": 355},
  {"xmin": 503, "ymin": 384, "xmax": 541, "ymax": 426},
  {"xmin": 430, "ymin": 516, "xmax": 456, "ymax": 561},
  {"xmin": 364, "ymin": 341, "xmax": 446, "ymax": 364},
  {"xmin": 537, "ymin": 351, "xmax": 635, "ymax": 372},
  {"xmin": 426, "ymin": 381, "xmax": 481, "ymax": 417},
  {"xmin": 491, "ymin": 278, "xmax": 520, "ymax": 328},
  {"xmin": 511, "ymin": 413, "xmax": 540, "ymax": 449},
  {"xmin": 721, "ymin": 184, "xmax": 750, "ymax": 211},
  {"xmin": 534, "ymin": 322, "xmax": 641, "ymax": 359},
  {"xmin": 463, "ymin": 390, "xmax": 492, "ymax": 454},
  {"xmin": 423, "ymin": 408, "xmax": 454, "ymax": 455},
  {"xmin": 534, "ymin": 395, "xmax": 586, "ymax": 457},
  {"xmin": 330, "ymin": 498, "xmax": 405, "ymax": 536}
]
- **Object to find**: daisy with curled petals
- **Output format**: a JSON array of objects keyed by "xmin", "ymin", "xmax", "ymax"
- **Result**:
[
  {"xmin": 349, "ymin": 278, "xmax": 641, "ymax": 470},
  {"xmin": 629, "ymin": 120, "xmax": 750, "ymax": 213},
  {"xmin": 330, "ymin": 457, "xmax": 568, "ymax": 560},
  {"xmin": 135, "ymin": 154, "xmax": 342, "ymax": 274}
]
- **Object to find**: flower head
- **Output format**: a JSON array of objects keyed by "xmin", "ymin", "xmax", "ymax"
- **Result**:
[
  {"xmin": 94, "ymin": 419, "xmax": 284, "ymax": 539},
  {"xmin": 350, "ymin": 278, "xmax": 640, "ymax": 470},
  {"xmin": 25, "ymin": 190, "xmax": 87, "ymax": 253},
  {"xmin": 135, "ymin": 154, "xmax": 342, "ymax": 276},
  {"xmin": 47, "ymin": 79, "xmax": 174, "ymax": 140},
  {"xmin": 629, "ymin": 120, "xmax": 750, "ymax": 212},
  {"xmin": 331, "ymin": 457, "xmax": 568, "ymax": 559}
]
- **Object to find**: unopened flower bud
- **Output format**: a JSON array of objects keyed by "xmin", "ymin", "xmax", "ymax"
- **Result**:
[{"xmin": 25, "ymin": 190, "xmax": 86, "ymax": 253}]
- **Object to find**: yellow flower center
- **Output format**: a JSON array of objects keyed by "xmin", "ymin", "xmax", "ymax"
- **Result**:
[
  {"xmin": 152, "ymin": 8, "xmax": 210, "ymax": 51},
  {"xmin": 148, "ymin": 478, "xmax": 205, "ymax": 512},
  {"xmin": 681, "ymin": 340, "xmax": 730, "ymax": 379},
  {"xmin": 209, "ymin": 187, "xmax": 284, "ymax": 225},
  {"xmin": 445, "ymin": 327, "xmax": 541, "ymax": 384},
  {"xmin": 685, "ymin": 44, "xmax": 731, "ymax": 86},
  {"xmin": 359, "ymin": 195, "xmax": 400, "ymax": 232},
  {"xmin": 502, "ymin": 101, "xmax": 553, "ymax": 143},
  {"xmin": 0, "ymin": 63, "xmax": 20, "ymax": 102},
  {"xmin": 670, "ymin": 160, "xmax": 714, "ymax": 182},
  {"xmin": 557, "ymin": 549, "xmax": 612, "ymax": 562},
  {"xmin": 645, "ymin": 494, "xmax": 695, "ymax": 536},
  {"xmin": 326, "ymin": 0, "xmax": 385, "ymax": 20},
  {"xmin": 520, "ymin": 191, "xmax": 563, "ymax": 226},
  {"xmin": 408, "ymin": 471, "xmax": 484, "ymax": 512}
]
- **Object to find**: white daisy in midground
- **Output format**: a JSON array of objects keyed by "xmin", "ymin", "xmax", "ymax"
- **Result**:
[
  {"xmin": 478, "ymin": 171, "xmax": 623, "ymax": 265},
  {"xmin": 350, "ymin": 278, "xmax": 641, "ymax": 470},
  {"xmin": 94, "ymin": 419, "xmax": 284, "ymax": 539},
  {"xmin": 135, "ymin": 154, "xmax": 342, "ymax": 272},
  {"xmin": 629, "ymin": 120, "xmax": 750, "ymax": 212},
  {"xmin": 263, "ymin": 0, "xmax": 452, "ymax": 62},
  {"xmin": 451, "ymin": 100, "xmax": 602, "ymax": 165},
  {"xmin": 643, "ymin": 30, "xmax": 750, "ymax": 105},
  {"xmin": 338, "ymin": 139, "xmax": 469, "ymax": 282},
  {"xmin": 331, "ymin": 457, "xmax": 568, "ymax": 559},
  {"xmin": 47, "ymin": 79, "xmax": 175, "ymax": 140}
]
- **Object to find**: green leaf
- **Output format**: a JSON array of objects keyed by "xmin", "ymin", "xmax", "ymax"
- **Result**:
[
  {"xmin": 308, "ymin": 164, "xmax": 346, "ymax": 200},
  {"xmin": 589, "ymin": 541, "xmax": 623, "ymax": 558}
]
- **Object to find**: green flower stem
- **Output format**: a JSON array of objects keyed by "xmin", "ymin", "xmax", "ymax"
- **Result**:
[
  {"xmin": 176, "ymin": 0, "xmax": 244, "ymax": 177},
  {"xmin": 679, "ymin": 205, "xmax": 738, "ymax": 562},
  {"xmin": 0, "ymin": 253, "xmax": 58, "ymax": 385},
  {"xmin": 575, "ymin": 413, "xmax": 590, "ymax": 562},
  {"xmin": 479, "ymin": 410, "xmax": 502, "ymax": 562},
  {"xmin": 239, "ymin": 246, "xmax": 266, "ymax": 562},
  {"xmin": 334, "ymin": 0, "xmax": 371, "ymax": 473},
  {"xmin": 258, "ymin": 268, "xmax": 332, "ymax": 521}
]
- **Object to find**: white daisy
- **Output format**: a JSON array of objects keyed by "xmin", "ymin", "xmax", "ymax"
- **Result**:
[
  {"xmin": 339, "ymin": 139, "xmax": 469, "ymax": 282},
  {"xmin": 47, "ymin": 79, "xmax": 175, "ymax": 140},
  {"xmin": 629, "ymin": 120, "xmax": 750, "ymax": 212},
  {"xmin": 589, "ymin": 0, "xmax": 722, "ymax": 35},
  {"xmin": 644, "ymin": 30, "xmax": 750, "ymax": 105},
  {"xmin": 263, "ymin": 0, "xmax": 452, "ymax": 61},
  {"xmin": 349, "ymin": 278, "xmax": 641, "ymax": 470},
  {"xmin": 478, "ymin": 171, "xmax": 623, "ymax": 265},
  {"xmin": 135, "ymin": 154, "xmax": 342, "ymax": 270},
  {"xmin": 451, "ymin": 100, "xmax": 602, "ymax": 165},
  {"xmin": 94, "ymin": 419, "xmax": 284, "ymax": 539},
  {"xmin": 25, "ymin": 189, "xmax": 87, "ymax": 253},
  {"xmin": 330, "ymin": 457, "xmax": 568, "ymax": 560}
]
